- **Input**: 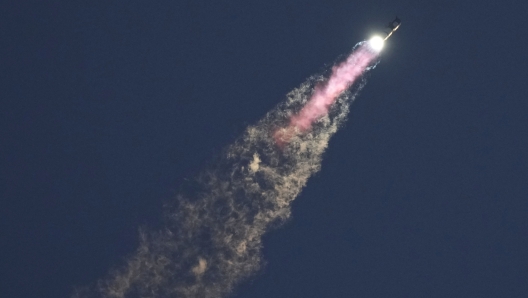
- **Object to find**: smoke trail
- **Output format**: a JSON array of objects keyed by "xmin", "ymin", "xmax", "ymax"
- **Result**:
[
  {"xmin": 274, "ymin": 43, "xmax": 377, "ymax": 147},
  {"xmin": 73, "ymin": 41, "xmax": 379, "ymax": 298}
]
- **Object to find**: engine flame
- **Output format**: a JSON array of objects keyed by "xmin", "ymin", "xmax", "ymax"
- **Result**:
[{"xmin": 368, "ymin": 36, "xmax": 385, "ymax": 52}]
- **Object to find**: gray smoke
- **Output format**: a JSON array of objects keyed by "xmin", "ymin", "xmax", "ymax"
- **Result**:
[{"xmin": 74, "ymin": 51, "xmax": 377, "ymax": 298}]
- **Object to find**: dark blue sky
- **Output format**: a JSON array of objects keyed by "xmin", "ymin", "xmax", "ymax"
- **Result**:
[{"xmin": 2, "ymin": 0, "xmax": 528, "ymax": 297}]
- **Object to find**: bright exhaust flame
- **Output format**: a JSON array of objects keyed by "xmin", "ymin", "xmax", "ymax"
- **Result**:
[{"xmin": 368, "ymin": 36, "xmax": 385, "ymax": 52}]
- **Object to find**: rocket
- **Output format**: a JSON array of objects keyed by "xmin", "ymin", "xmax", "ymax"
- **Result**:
[{"xmin": 384, "ymin": 17, "xmax": 401, "ymax": 40}]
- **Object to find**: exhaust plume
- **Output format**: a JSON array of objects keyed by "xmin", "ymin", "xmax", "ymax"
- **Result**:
[
  {"xmin": 74, "ymin": 41, "xmax": 379, "ymax": 298},
  {"xmin": 274, "ymin": 43, "xmax": 377, "ymax": 147}
]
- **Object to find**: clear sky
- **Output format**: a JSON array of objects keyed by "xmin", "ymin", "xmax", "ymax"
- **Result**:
[{"xmin": 2, "ymin": 0, "xmax": 528, "ymax": 297}]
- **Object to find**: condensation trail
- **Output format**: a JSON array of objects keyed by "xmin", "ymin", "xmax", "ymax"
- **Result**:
[{"xmin": 73, "ymin": 41, "xmax": 379, "ymax": 298}]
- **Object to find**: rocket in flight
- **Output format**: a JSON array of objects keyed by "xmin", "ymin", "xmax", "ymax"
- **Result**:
[
  {"xmin": 384, "ymin": 17, "xmax": 401, "ymax": 40},
  {"xmin": 367, "ymin": 17, "xmax": 401, "ymax": 52}
]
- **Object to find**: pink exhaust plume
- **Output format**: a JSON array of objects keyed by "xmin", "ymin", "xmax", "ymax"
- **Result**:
[{"xmin": 274, "ymin": 43, "xmax": 378, "ymax": 147}]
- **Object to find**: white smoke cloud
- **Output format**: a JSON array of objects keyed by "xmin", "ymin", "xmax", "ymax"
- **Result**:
[
  {"xmin": 73, "ymin": 47, "xmax": 377, "ymax": 298},
  {"xmin": 192, "ymin": 258, "xmax": 207, "ymax": 276},
  {"xmin": 248, "ymin": 153, "xmax": 261, "ymax": 173}
]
